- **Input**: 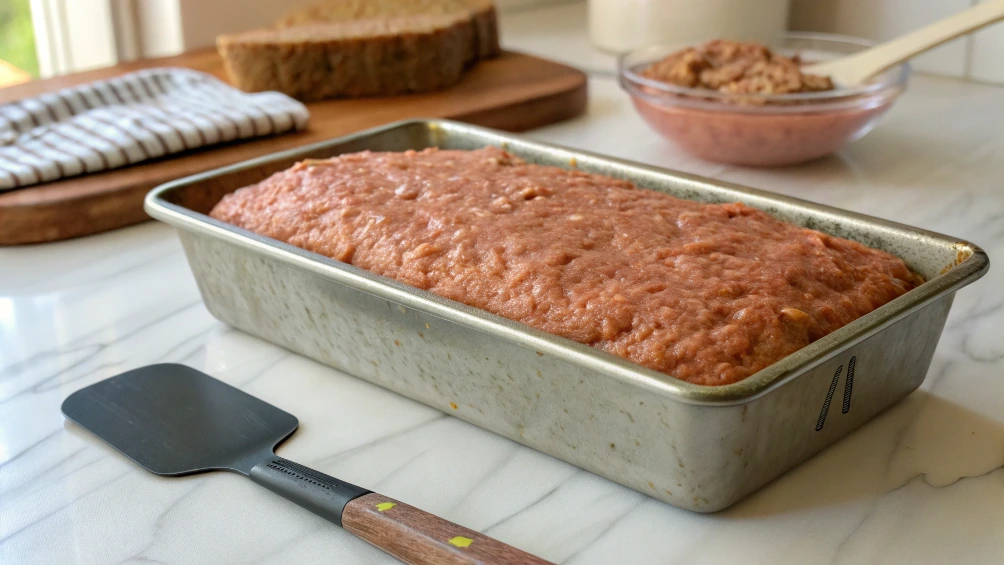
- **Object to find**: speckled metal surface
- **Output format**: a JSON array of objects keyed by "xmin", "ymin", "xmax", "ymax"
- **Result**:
[{"xmin": 144, "ymin": 119, "xmax": 988, "ymax": 512}]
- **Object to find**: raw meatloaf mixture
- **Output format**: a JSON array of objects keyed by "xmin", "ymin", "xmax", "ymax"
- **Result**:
[
  {"xmin": 210, "ymin": 147, "xmax": 923, "ymax": 385},
  {"xmin": 640, "ymin": 39, "xmax": 834, "ymax": 98}
]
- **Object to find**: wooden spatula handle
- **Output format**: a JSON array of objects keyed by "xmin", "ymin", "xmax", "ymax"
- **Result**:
[
  {"xmin": 343, "ymin": 493, "xmax": 553, "ymax": 565},
  {"xmin": 807, "ymin": 0, "xmax": 1004, "ymax": 85},
  {"xmin": 250, "ymin": 456, "xmax": 551, "ymax": 564}
]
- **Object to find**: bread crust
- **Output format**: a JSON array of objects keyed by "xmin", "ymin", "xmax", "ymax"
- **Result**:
[{"xmin": 470, "ymin": 3, "xmax": 501, "ymax": 60}]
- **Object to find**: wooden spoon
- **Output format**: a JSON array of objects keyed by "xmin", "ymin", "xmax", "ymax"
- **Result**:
[{"xmin": 805, "ymin": 0, "xmax": 1004, "ymax": 86}]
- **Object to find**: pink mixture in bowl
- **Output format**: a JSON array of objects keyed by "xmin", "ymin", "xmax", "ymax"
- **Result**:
[{"xmin": 620, "ymin": 34, "xmax": 910, "ymax": 167}]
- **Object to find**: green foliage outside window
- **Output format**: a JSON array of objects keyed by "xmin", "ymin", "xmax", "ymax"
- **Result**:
[{"xmin": 0, "ymin": 0, "xmax": 39, "ymax": 77}]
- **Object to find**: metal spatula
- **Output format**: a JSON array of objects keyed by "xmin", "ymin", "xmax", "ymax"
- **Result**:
[{"xmin": 62, "ymin": 364, "xmax": 550, "ymax": 565}]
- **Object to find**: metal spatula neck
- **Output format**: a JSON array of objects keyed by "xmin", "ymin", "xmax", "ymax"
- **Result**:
[
  {"xmin": 249, "ymin": 456, "xmax": 370, "ymax": 526},
  {"xmin": 265, "ymin": 458, "xmax": 341, "ymax": 490}
]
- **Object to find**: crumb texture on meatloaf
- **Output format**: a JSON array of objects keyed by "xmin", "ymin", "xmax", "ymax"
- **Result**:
[{"xmin": 210, "ymin": 147, "xmax": 923, "ymax": 385}]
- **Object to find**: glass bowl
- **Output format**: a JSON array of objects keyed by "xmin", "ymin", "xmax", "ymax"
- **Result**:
[{"xmin": 619, "ymin": 33, "xmax": 911, "ymax": 167}]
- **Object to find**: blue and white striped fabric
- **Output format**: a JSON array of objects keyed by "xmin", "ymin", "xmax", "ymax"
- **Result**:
[{"xmin": 0, "ymin": 67, "xmax": 309, "ymax": 191}]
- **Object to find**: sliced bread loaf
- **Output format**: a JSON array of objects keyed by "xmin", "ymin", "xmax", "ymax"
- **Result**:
[
  {"xmin": 218, "ymin": 15, "xmax": 473, "ymax": 101},
  {"xmin": 278, "ymin": 0, "xmax": 500, "ymax": 61},
  {"xmin": 217, "ymin": 0, "xmax": 499, "ymax": 101}
]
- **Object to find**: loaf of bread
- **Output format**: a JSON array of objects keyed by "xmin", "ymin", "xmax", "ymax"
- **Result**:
[
  {"xmin": 278, "ymin": 0, "xmax": 500, "ymax": 62},
  {"xmin": 217, "ymin": 0, "xmax": 500, "ymax": 101},
  {"xmin": 209, "ymin": 147, "xmax": 924, "ymax": 386}
]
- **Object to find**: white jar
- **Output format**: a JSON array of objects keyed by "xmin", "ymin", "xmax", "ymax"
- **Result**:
[{"xmin": 588, "ymin": 0, "xmax": 792, "ymax": 53}]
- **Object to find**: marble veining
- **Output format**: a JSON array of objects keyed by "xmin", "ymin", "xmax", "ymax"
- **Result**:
[{"xmin": 2, "ymin": 2, "xmax": 1003, "ymax": 563}]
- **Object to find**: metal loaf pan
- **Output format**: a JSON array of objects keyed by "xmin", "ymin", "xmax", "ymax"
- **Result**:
[{"xmin": 145, "ymin": 119, "xmax": 988, "ymax": 512}]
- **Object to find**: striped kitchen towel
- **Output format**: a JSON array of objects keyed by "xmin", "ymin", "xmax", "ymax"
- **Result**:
[{"xmin": 0, "ymin": 67, "xmax": 309, "ymax": 191}]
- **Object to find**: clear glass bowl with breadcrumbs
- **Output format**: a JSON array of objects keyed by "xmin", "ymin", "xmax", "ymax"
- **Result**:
[{"xmin": 619, "ymin": 33, "xmax": 911, "ymax": 167}]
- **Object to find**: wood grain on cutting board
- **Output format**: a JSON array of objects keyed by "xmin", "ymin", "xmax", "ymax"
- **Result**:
[{"xmin": 0, "ymin": 48, "xmax": 587, "ymax": 245}]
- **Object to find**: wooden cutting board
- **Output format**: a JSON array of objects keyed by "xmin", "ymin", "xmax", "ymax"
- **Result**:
[{"xmin": 0, "ymin": 49, "xmax": 587, "ymax": 245}]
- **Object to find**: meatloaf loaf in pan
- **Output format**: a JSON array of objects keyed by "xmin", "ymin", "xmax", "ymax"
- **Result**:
[{"xmin": 145, "ymin": 119, "xmax": 987, "ymax": 511}]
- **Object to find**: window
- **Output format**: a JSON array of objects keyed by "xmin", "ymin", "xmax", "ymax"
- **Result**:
[{"xmin": 0, "ymin": 0, "xmax": 37, "ymax": 86}]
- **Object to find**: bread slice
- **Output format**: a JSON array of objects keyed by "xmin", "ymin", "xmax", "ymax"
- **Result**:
[
  {"xmin": 218, "ymin": 14, "xmax": 476, "ymax": 101},
  {"xmin": 278, "ymin": 0, "xmax": 500, "ymax": 62}
]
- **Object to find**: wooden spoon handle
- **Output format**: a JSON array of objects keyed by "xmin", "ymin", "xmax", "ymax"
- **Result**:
[
  {"xmin": 343, "ymin": 493, "xmax": 553, "ymax": 565},
  {"xmin": 809, "ymin": 0, "xmax": 1004, "ymax": 85}
]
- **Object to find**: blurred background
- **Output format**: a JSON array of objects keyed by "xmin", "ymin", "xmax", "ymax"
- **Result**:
[{"xmin": 1, "ymin": 0, "xmax": 1002, "ymax": 85}]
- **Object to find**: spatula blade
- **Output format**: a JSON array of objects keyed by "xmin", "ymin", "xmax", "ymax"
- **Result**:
[{"xmin": 62, "ymin": 363, "xmax": 298, "ymax": 476}]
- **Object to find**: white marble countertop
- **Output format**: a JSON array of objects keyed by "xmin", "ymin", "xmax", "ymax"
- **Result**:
[{"xmin": 3, "ymin": 2, "xmax": 1003, "ymax": 564}]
